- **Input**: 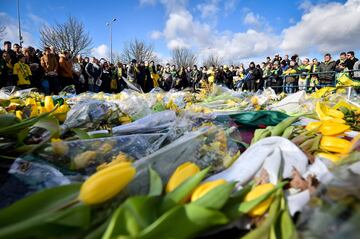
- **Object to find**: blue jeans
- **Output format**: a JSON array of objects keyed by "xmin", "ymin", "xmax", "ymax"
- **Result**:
[
  {"xmin": 88, "ymin": 84, "xmax": 100, "ymax": 92},
  {"xmin": 285, "ymin": 83, "xmax": 294, "ymax": 93}
]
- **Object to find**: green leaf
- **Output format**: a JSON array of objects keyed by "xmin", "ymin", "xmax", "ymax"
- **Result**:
[
  {"xmin": 0, "ymin": 99, "xmax": 10, "ymax": 108},
  {"xmin": 0, "ymin": 183, "xmax": 81, "ymax": 227},
  {"xmin": 192, "ymin": 182, "xmax": 235, "ymax": 210},
  {"xmin": 72, "ymin": 128, "xmax": 91, "ymax": 140},
  {"xmin": 0, "ymin": 113, "xmax": 50, "ymax": 136},
  {"xmin": 0, "ymin": 184, "xmax": 81, "ymax": 239},
  {"xmin": 138, "ymin": 204, "xmax": 229, "ymax": 239},
  {"xmin": 148, "ymin": 167, "xmax": 163, "ymax": 196},
  {"xmin": 161, "ymin": 167, "xmax": 210, "ymax": 212},
  {"xmin": 273, "ymin": 197, "xmax": 297, "ymax": 239},
  {"xmin": 84, "ymin": 220, "xmax": 110, "ymax": 239},
  {"xmin": 90, "ymin": 133, "xmax": 110, "ymax": 139},
  {"xmin": 102, "ymin": 196, "xmax": 160, "ymax": 239},
  {"xmin": 16, "ymin": 128, "xmax": 29, "ymax": 146},
  {"xmin": 32, "ymin": 116, "xmax": 60, "ymax": 138},
  {"xmin": 46, "ymin": 203, "xmax": 91, "ymax": 228},
  {"xmin": 0, "ymin": 113, "xmax": 19, "ymax": 129}
]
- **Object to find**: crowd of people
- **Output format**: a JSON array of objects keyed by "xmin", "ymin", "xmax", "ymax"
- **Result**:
[{"xmin": 1, "ymin": 40, "xmax": 359, "ymax": 95}]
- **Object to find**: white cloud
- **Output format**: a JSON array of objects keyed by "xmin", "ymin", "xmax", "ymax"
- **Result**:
[
  {"xmin": 224, "ymin": 0, "xmax": 237, "ymax": 14},
  {"xmin": 0, "ymin": 12, "xmax": 36, "ymax": 47},
  {"xmin": 91, "ymin": 44, "xmax": 109, "ymax": 59},
  {"xmin": 196, "ymin": 0, "xmax": 220, "ymax": 19},
  {"xmin": 150, "ymin": 30, "xmax": 162, "ymax": 40},
  {"xmin": 243, "ymin": 12, "xmax": 260, "ymax": 26},
  {"xmin": 280, "ymin": 0, "xmax": 360, "ymax": 54},
  {"xmin": 243, "ymin": 11, "xmax": 272, "ymax": 32},
  {"xmin": 145, "ymin": 0, "xmax": 360, "ymax": 64},
  {"xmin": 162, "ymin": 10, "xmax": 212, "ymax": 49},
  {"xmin": 159, "ymin": 9, "xmax": 279, "ymax": 62},
  {"xmin": 299, "ymin": 0, "xmax": 313, "ymax": 12}
]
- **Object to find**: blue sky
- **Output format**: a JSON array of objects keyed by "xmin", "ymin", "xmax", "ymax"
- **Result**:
[{"xmin": 1, "ymin": 0, "xmax": 359, "ymax": 64}]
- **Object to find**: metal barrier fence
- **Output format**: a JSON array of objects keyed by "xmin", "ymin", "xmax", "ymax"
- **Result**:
[{"xmin": 264, "ymin": 69, "xmax": 360, "ymax": 93}]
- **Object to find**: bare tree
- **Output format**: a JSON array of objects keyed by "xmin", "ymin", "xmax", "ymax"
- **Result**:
[
  {"xmin": 203, "ymin": 54, "xmax": 223, "ymax": 67},
  {"xmin": 39, "ymin": 16, "xmax": 92, "ymax": 57},
  {"xmin": 171, "ymin": 47, "xmax": 197, "ymax": 68},
  {"xmin": 121, "ymin": 39, "xmax": 158, "ymax": 63},
  {"xmin": 0, "ymin": 25, "xmax": 5, "ymax": 41}
]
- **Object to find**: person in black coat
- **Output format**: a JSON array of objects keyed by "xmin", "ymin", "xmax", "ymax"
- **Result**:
[
  {"xmin": 100, "ymin": 61, "xmax": 111, "ymax": 93},
  {"xmin": 143, "ymin": 61, "xmax": 154, "ymax": 93},
  {"xmin": 244, "ymin": 62, "xmax": 260, "ymax": 92}
]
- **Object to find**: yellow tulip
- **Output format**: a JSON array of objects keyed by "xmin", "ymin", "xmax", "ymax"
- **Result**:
[
  {"xmin": 166, "ymin": 162, "xmax": 200, "ymax": 193},
  {"xmin": 318, "ymin": 121, "xmax": 350, "ymax": 136},
  {"xmin": 320, "ymin": 136, "xmax": 352, "ymax": 154},
  {"xmin": 53, "ymin": 104, "xmax": 70, "ymax": 122},
  {"xmin": 15, "ymin": 110, "xmax": 23, "ymax": 120},
  {"xmin": 191, "ymin": 179, "xmax": 226, "ymax": 202},
  {"xmin": 317, "ymin": 152, "xmax": 342, "ymax": 164},
  {"xmin": 44, "ymin": 96, "xmax": 54, "ymax": 112},
  {"xmin": 315, "ymin": 102, "xmax": 345, "ymax": 123},
  {"xmin": 96, "ymin": 152, "xmax": 130, "ymax": 171},
  {"xmin": 244, "ymin": 183, "xmax": 275, "ymax": 217},
  {"xmin": 305, "ymin": 121, "xmax": 323, "ymax": 131},
  {"xmin": 30, "ymin": 105, "xmax": 38, "ymax": 118},
  {"xmin": 25, "ymin": 98, "xmax": 36, "ymax": 106},
  {"xmin": 79, "ymin": 162, "xmax": 136, "ymax": 205}
]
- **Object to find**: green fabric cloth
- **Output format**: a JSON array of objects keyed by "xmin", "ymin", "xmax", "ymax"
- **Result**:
[{"xmin": 215, "ymin": 110, "xmax": 289, "ymax": 127}]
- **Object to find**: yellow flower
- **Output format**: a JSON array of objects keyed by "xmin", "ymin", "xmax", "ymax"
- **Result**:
[
  {"xmin": 315, "ymin": 102, "xmax": 345, "ymax": 123},
  {"xmin": 15, "ymin": 110, "xmax": 23, "ymax": 120},
  {"xmin": 79, "ymin": 162, "xmax": 136, "ymax": 205},
  {"xmin": 53, "ymin": 104, "xmax": 70, "ymax": 122},
  {"xmin": 320, "ymin": 136, "xmax": 352, "ymax": 154},
  {"xmin": 251, "ymin": 96, "xmax": 258, "ymax": 105},
  {"xmin": 25, "ymin": 98, "xmax": 36, "ymax": 106},
  {"xmin": 191, "ymin": 179, "xmax": 226, "ymax": 202},
  {"xmin": 44, "ymin": 96, "xmax": 55, "ymax": 112},
  {"xmin": 51, "ymin": 138, "xmax": 62, "ymax": 142},
  {"xmin": 166, "ymin": 162, "xmax": 200, "ymax": 193},
  {"xmin": 73, "ymin": 151, "xmax": 97, "ymax": 169},
  {"xmin": 317, "ymin": 152, "xmax": 343, "ymax": 164},
  {"xmin": 306, "ymin": 121, "xmax": 323, "ymax": 131},
  {"xmin": 318, "ymin": 121, "xmax": 350, "ymax": 136},
  {"xmin": 30, "ymin": 105, "xmax": 38, "ymax": 118},
  {"xmin": 244, "ymin": 183, "xmax": 275, "ymax": 217},
  {"xmin": 96, "ymin": 152, "xmax": 130, "ymax": 171}
]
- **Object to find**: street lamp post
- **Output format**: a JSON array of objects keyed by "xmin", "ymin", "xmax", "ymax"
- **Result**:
[
  {"xmin": 17, "ymin": 0, "xmax": 23, "ymax": 46},
  {"xmin": 106, "ymin": 18, "xmax": 116, "ymax": 64}
]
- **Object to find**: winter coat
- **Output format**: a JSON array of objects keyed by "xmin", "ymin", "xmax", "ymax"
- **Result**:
[
  {"xmin": 41, "ymin": 54, "xmax": 58, "ymax": 73},
  {"xmin": 316, "ymin": 61, "xmax": 336, "ymax": 83},
  {"xmin": 58, "ymin": 55, "xmax": 73, "ymax": 78}
]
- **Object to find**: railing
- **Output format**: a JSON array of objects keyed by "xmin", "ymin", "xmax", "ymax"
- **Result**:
[{"xmin": 263, "ymin": 69, "xmax": 360, "ymax": 93}]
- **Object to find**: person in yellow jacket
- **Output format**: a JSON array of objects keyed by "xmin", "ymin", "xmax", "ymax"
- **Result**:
[
  {"xmin": 207, "ymin": 66, "xmax": 215, "ymax": 87},
  {"xmin": 149, "ymin": 61, "xmax": 159, "ymax": 88},
  {"xmin": 13, "ymin": 54, "xmax": 32, "ymax": 88}
]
